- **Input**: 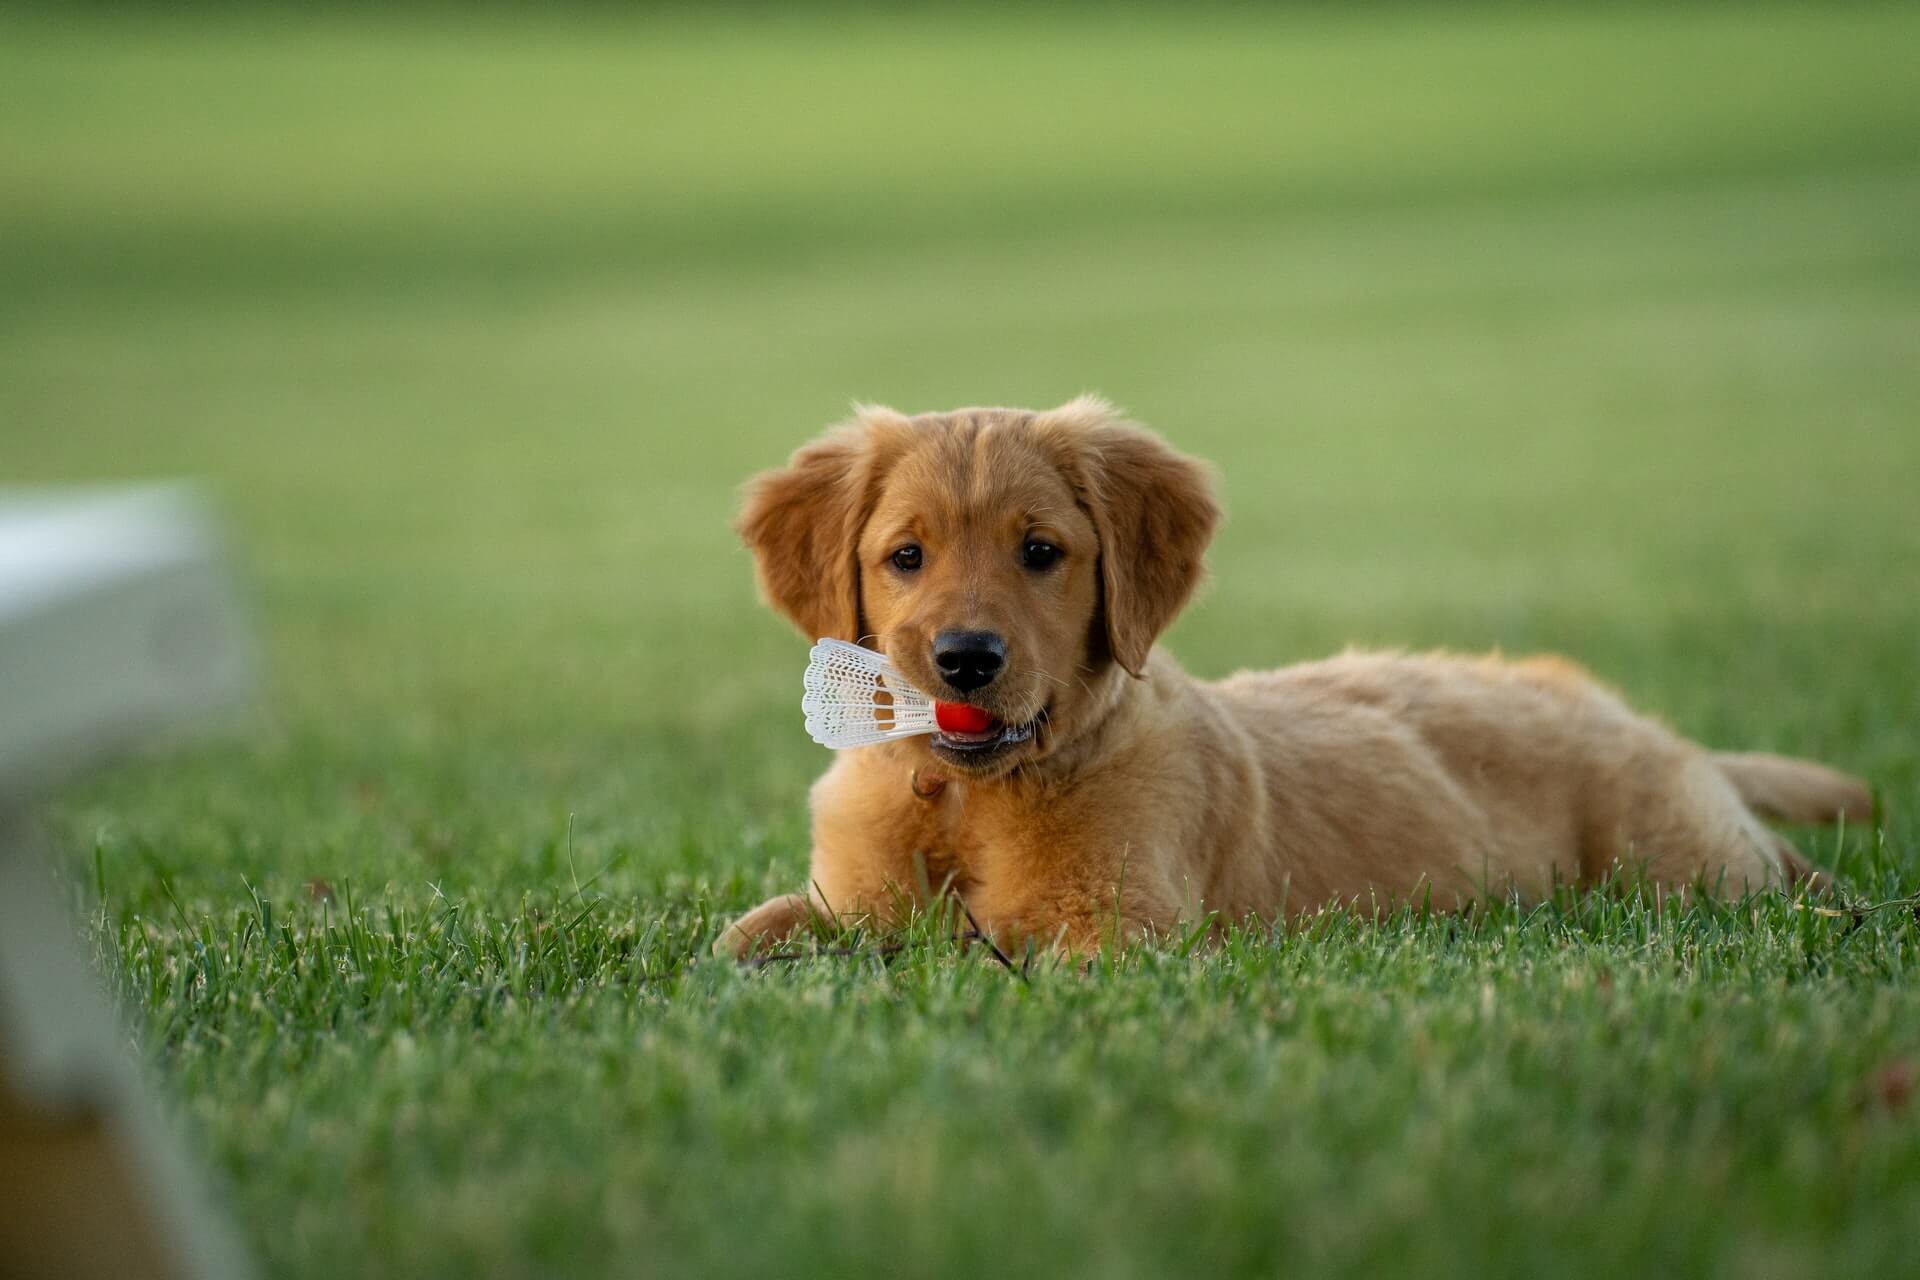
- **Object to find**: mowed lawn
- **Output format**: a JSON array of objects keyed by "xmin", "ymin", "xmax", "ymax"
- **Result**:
[{"xmin": 4, "ymin": 6, "xmax": 1920, "ymax": 1277}]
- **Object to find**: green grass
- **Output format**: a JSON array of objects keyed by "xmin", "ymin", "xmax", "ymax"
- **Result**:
[{"xmin": 3, "ymin": 6, "xmax": 1919, "ymax": 1277}]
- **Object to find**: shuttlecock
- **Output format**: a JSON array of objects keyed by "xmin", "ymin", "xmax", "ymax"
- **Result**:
[
  {"xmin": 802, "ymin": 639, "xmax": 936, "ymax": 748},
  {"xmin": 802, "ymin": 639, "xmax": 998, "ymax": 749}
]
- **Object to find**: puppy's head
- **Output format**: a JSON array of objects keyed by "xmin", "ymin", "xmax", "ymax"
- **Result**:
[{"xmin": 739, "ymin": 396, "xmax": 1219, "ymax": 777}]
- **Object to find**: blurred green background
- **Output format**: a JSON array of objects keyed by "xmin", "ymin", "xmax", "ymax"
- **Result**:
[{"xmin": 3, "ymin": 5, "xmax": 1919, "ymax": 1278}]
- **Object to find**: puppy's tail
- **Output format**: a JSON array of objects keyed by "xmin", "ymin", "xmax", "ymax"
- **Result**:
[{"xmin": 1713, "ymin": 752, "xmax": 1873, "ymax": 826}]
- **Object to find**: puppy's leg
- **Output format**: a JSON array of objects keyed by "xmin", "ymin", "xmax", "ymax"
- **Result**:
[
  {"xmin": 712, "ymin": 893, "xmax": 818, "ymax": 959},
  {"xmin": 1768, "ymin": 835, "xmax": 1838, "ymax": 897},
  {"xmin": 714, "ymin": 833, "xmax": 946, "ymax": 960},
  {"xmin": 1610, "ymin": 751, "xmax": 1805, "ymax": 896}
]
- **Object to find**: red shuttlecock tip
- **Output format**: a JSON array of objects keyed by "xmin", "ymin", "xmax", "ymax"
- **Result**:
[{"xmin": 934, "ymin": 702, "xmax": 996, "ymax": 734}]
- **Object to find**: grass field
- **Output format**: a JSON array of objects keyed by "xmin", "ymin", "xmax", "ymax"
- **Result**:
[{"xmin": 4, "ymin": 6, "xmax": 1920, "ymax": 1277}]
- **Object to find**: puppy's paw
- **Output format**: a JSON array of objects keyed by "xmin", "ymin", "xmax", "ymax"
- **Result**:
[{"xmin": 712, "ymin": 893, "xmax": 816, "ymax": 960}]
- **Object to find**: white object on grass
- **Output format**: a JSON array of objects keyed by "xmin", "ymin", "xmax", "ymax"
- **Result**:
[
  {"xmin": 0, "ymin": 486, "xmax": 254, "ymax": 799},
  {"xmin": 802, "ymin": 638, "xmax": 937, "ymax": 749},
  {"xmin": 0, "ymin": 485, "xmax": 255, "ymax": 1279}
]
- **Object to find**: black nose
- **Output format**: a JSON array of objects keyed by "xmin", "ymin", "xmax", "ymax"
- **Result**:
[{"xmin": 932, "ymin": 629, "xmax": 1006, "ymax": 693}]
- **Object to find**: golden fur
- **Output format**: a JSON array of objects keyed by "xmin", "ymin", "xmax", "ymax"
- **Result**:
[{"xmin": 719, "ymin": 397, "xmax": 1872, "ymax": 957}]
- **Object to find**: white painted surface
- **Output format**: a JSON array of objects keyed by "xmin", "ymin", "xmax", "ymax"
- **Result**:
[{"xmin": 0, "ymin": 488, "xmax": 255, "ymax": 800}]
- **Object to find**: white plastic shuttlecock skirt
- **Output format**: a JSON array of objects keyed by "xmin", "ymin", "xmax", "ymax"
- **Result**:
[{"xmin": 802, "ymin": 638, "xmax": 937, "ymax": 749}]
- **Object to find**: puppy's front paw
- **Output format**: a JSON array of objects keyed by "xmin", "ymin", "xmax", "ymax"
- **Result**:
[{"xmin": 712, "ymin": 893, "xmax": 816, "ymax": 960}]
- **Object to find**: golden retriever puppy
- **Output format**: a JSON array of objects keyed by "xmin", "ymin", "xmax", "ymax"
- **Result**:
[{"xmin": 718, "ymin": 396, "xmax": 1871, "ymax": 957}]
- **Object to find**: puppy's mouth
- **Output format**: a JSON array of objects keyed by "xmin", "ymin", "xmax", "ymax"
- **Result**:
[{"xmin": 929, "ymin": 705, "xmax": 1048, "ymax": 766}]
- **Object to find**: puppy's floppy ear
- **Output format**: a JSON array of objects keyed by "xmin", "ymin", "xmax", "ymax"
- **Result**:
[
  {"xmin": 737, "ymin": 406, "xmax": 910, "ymax": 643},
  {"xmin": 1039, "ymin": 396, "xmax": 1221, "ymax": 677}
]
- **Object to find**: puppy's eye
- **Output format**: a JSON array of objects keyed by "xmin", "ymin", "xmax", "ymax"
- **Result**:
[
  {"xmin": 891, "ymin": 544, "xmax": 923, "ymax": 572},
  {"xmin": 1022, "ymin": 540, "xmax": 1063, "ymax": 570}
]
